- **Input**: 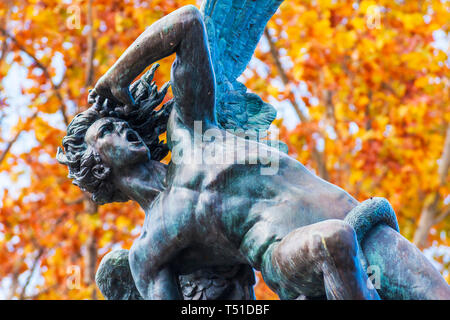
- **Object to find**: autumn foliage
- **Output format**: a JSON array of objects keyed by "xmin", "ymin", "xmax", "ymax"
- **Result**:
[{"xmin": 0, "ymin": 0, "xmax": 448, "ymax": 299}]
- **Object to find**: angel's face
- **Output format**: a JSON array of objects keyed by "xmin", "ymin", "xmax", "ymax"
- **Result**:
[{"xmin": 85, "ymin": 117, "xmax": 150, "ymax": 170}]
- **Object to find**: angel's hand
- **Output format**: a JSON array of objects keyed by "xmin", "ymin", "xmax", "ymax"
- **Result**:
[
  {"xmin": 89, "ymin": 74, "xmax": 135, "ymax": 108},
  {"xmin": 88, "ymin": 93, "xmax": 133, "ymax": 119}
]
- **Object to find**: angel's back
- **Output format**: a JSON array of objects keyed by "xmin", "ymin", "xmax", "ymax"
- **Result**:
[{"xmin": 162, "ymin": 108, "xmax": 358, "ymax": 271}]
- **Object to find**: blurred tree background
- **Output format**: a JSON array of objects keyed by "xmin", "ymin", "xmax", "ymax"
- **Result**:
[{"xmin": 0, "ymin": 0, "xmax": 448, "ymax": 300}]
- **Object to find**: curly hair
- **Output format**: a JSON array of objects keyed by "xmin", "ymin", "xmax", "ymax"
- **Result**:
[{"xmin": 57, "ymin": 64, "xmax": 173, "ymax": 204}]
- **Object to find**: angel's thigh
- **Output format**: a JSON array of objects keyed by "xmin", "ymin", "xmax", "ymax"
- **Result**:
[{"xmin": 261, "ymin": 220, "xmax": 373, "ymax": 299}]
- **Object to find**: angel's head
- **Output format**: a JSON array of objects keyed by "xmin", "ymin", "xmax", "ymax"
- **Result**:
[
  {"xmin": 57, "ymin": 65, "xmax": 172, "ymax": 204},
  {"xmin": 84, "ymin": 117, "xmax": 151, "ymax": 169}
]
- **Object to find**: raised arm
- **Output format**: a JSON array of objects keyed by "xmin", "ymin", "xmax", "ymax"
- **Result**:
[{"xmin": 90, "ymin": 5, "xmax": 216, "ymax": 125}]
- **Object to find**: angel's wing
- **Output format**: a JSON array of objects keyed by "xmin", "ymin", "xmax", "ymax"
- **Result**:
[
  {"xmin": 179, "ymin": 264, "xmax": 256, "ymax": 300},
  {"xmin": 200, "ymin": 0, "xmax": 284, "ymax": 133}
]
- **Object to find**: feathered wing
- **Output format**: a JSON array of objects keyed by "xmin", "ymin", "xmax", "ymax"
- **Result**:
[
  {"xmin": 179, "ymin": 264, "xmax": 256, "ymax": 300},
  {"xmin": 200, "ymin": 0, "xmax": 284, "ymax": 134},
  {"xmin": 96, "ymin": 250, "xmax": 255, "ymax": 300}
]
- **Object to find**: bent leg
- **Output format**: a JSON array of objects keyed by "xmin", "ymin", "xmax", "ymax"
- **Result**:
[
  {"xmin": 261, "ymin": 220, "xmax": 379, "ymax": 300},
  {"xmin": 362, "ymin": 224, "xmax": 450, "ymax": 299}
]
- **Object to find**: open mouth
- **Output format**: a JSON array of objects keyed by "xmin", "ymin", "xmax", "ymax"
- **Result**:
[{"xmin": 126, "ymin": 130, "xmax": 140, "ymax": 143}]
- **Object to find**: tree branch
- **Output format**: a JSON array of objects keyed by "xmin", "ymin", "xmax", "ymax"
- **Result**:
[
  {"xmin": 0, "ymin": 1, "xmax": 10, "ymax": 64},
  {"xmin": 0, "ymin": 35, "xmax": 7, "ymax": 64},
  {"xmin": 438, "ymin": 125, "xmax": 450, "ymax": 185},
  {"xmin": 264, "ymin": 28, "xmax": 329, "ymax": 180},
  {"xmin": 414, "ymin": 124, "xmax": 450, "ymax": 248},
  {"xmin": 434, "ymin": 206, "xmax": 450, "ymax": 225},
  {"xmin": 84, "ymin": 0, "xmax": 96, "ymax": 88},
  {"xmin": 264, "ymin": 28, "xmax": 307, "ymax": 122},
  {"xmin": 7, "ymin": 212, "xmax": 68, "ymax": 299},
  {"xmin": 19, "ymin": 247, "xmax": 45, "ymax": 300},
  {"xmin": 0, "ymin": 28, "xmax": 69, "ymax": 126},
  {"xmin": 7, "ymin": 259, "xmax": 22, "ymax": 300},
  {"xmin": 83, "ymin": 192, "xmax": 98, "ymax": 299},
  {"xmin": 22, "ymin": 284, "xmax": 58, "ymax": 300},
  {"xmin": 0, "ymin": 111, "xmax": 38, "ymax": 165}
]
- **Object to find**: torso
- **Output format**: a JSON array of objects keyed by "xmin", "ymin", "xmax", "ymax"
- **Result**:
[{"xmin": 133, "ymin": 107, "xmax": 358, "ymax": 274}]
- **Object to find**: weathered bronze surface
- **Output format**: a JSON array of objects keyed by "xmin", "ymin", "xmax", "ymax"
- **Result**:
[{"xmin": 57, "ymin": 2, "xmax": 450, "ymax": 300}]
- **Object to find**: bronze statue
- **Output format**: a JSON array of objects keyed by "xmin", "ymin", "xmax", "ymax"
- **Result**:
[{"xmin": 57, "ymin": 2, "xmax": 450, "ymax": 300}]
